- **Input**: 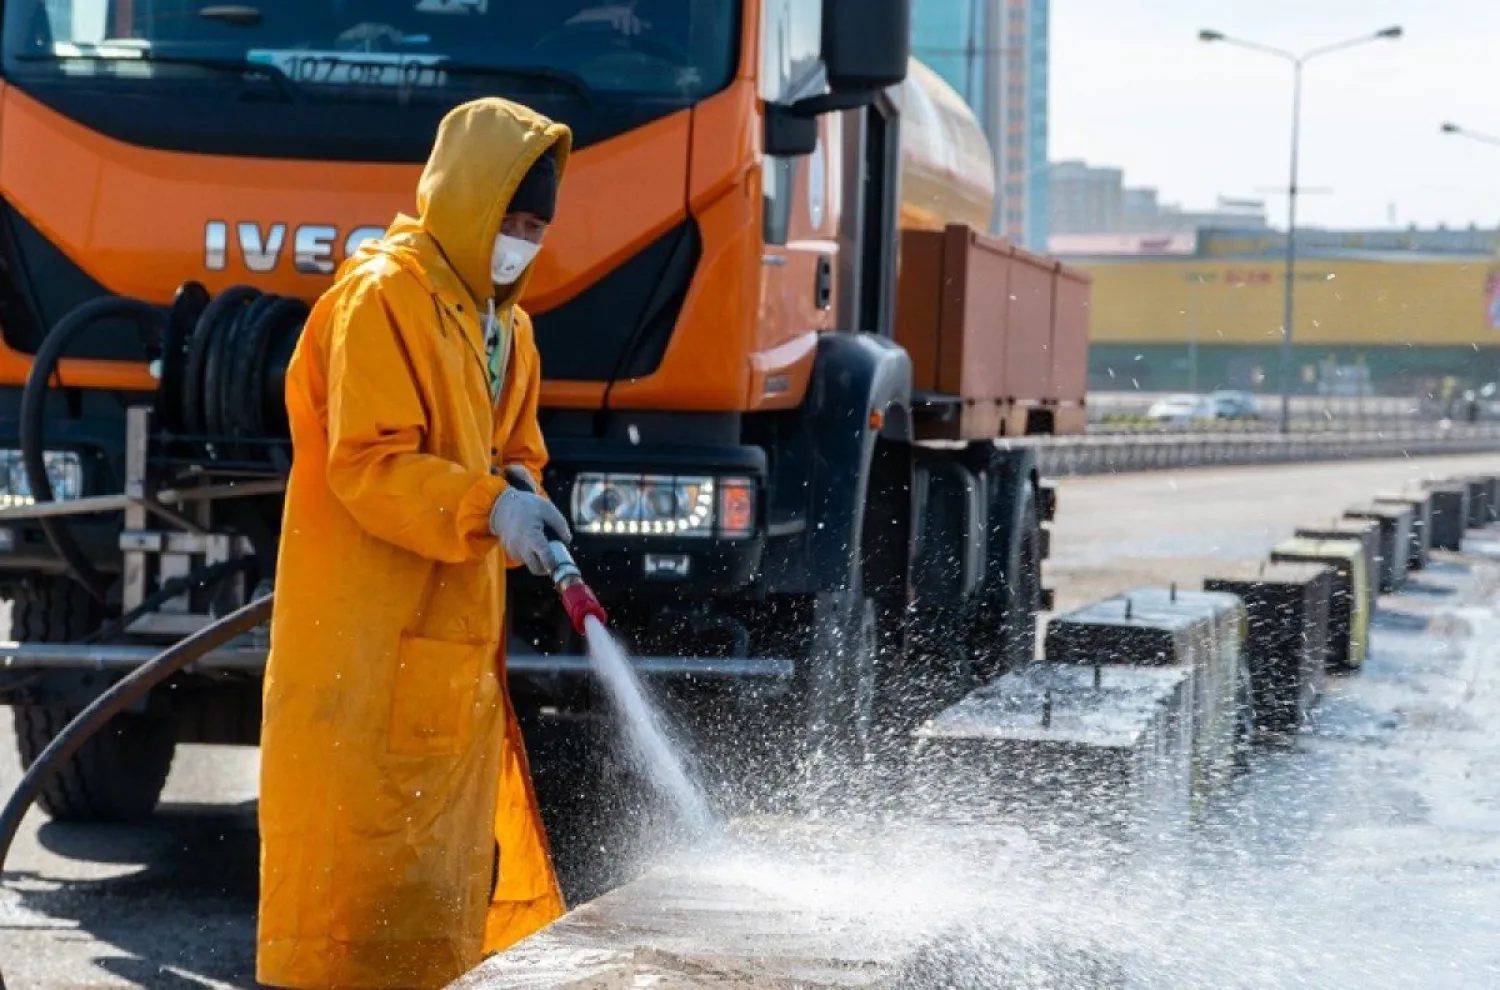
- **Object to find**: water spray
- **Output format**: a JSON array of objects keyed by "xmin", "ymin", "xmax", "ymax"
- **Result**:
[{"xmin": 506, "ymin": 468, "xmax": 714, "ymax": 832}]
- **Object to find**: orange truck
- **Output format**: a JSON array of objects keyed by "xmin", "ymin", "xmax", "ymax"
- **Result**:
[{"xmin": 0, "ymin": 0, "xmax": 1088, "ymax": 820}]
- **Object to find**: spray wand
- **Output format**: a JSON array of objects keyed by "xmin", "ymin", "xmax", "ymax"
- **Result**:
[
  {"xmin": 548, "ymin": 540, "xmax": 609, "ymax": 636},
  {"xmin": 503, "ymin": 466, "xmax": 607, "ymax": 636}
]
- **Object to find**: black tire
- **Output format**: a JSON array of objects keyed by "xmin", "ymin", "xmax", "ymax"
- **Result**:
[
  {"xmin": 10, "ymin": 576, "xmax": 99, "ymax": 645},
  {"xmin": 731, "ymin": 582, "xmax": 883, "ymax": 811},
  {"xmin": 801, "ymin": 587, "xmax": 879, "ymax": 771},
  {"xmin": 15, "ymin": 705, "xmax": 177, "ymax": 822},
  {"xmin": 971, "ymin": 480, "xmax": 1044, "ymax": 683},
  {"xmin": 9, "ymin": 578, "xmax": 177, "ymax": 822}
]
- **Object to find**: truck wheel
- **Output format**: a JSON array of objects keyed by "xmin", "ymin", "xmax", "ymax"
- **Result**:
[
  {"xmin": 14, "ymin": 705, "xmax": 177, "ymax": 822},
  {"xmin": 973, "ymin": 481, "xmax": 1043, "ymax": 683},
  {"xmin": 8, "ymin": 577, "xmax": 177, "ymax": 822},
  {"xmin": 10, "ymin": 575, "xmax": 100, "ymax": 644},
  {"xmin": 735, "ymin": 586, "xmax": 881, "ymax": 806},
  {"xmin": 801, "ymin": 588, "xmax": 878, "ymax": 771}
]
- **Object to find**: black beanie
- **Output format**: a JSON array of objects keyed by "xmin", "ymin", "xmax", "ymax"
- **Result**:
[{"xmin": 508, "ymin": 150, "xmax": 558, "ymax": 222}]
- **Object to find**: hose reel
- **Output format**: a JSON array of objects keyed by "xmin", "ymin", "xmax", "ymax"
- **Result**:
[
  {"xmin": 158, "ymin": 281, "xmax": 308, "ymax": 463},
  {"xmin": 20, "ymin": 284, "xmax": 309, "ymax": 600}
]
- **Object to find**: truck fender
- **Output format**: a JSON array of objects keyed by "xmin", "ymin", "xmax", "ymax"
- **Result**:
[{"xmin": 799, "ymin": 333, "xmax": 913, "ymax": 591}]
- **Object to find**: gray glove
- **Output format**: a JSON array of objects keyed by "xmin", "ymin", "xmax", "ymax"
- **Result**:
[{"xmin": 489, "ymin": 487, "xmax": 572, "ymax": 577}]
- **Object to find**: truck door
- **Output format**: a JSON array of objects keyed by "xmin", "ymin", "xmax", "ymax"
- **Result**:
[{"xmin": 757, "ymin": 0, "xmax": 839, "ymax": 366}]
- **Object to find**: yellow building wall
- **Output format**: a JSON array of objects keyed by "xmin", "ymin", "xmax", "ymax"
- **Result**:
[{"xmin": 1080, "ymin": 257, "xmax": 1500, "ymax": 347}]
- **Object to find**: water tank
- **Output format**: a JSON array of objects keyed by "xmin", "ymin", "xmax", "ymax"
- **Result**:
[{"xmin": 898, "ymin": 58, "xmax": 996, "ymax": 233}]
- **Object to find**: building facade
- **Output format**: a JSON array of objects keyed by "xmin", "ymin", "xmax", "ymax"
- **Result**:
[
  {"xmin": 1049, "ymin": 159, "xmax": 1269, "ymax": 240},
  {"xmin": 1057, "ymin": 226, "xmax": 1500, "ymax": 394},
  {"xmin": 910, "ymin": 0, "xmax": 1049, "ymax": 252},
  {"xmin": 1048, "ymin": 159, "xmax": 1123, "ymax": 237}
]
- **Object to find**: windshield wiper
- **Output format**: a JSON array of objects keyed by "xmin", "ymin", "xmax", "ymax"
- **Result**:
[
  {"xmin": 13, "ymin": 51, "xmax": 306, "ymax": 103},
  {"xmin": 435, "ymin": 62, "xmax": 595, "ymax": 105}
]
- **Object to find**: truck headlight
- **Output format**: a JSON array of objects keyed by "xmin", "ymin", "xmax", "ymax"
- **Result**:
[
  {"xmin": 0, "ymin": 450, "xmax": 83, "ymax": 507},
  {"xmin": 572, "ymin": 473, "xmax": 756, "ymax": 539}
]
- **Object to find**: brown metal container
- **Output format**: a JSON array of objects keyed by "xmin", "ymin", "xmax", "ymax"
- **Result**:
[
  {"xmin": 1003, "ymin": 245, "xmax": 1055, "ymax": 407},
  {"xmin": 895, "ymin": 224, "xmax": 1092, "ymax": 440},
  {"xmin": 1051, "ymin": 264, "xmax": 1092, "ymax": 409}
]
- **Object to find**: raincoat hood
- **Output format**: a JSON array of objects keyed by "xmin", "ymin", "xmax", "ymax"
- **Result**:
[{"xmin": 413, "ymin": 98, "xmax": 572, "ymax": 308}]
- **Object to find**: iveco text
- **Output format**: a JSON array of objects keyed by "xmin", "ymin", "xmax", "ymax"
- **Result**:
[{"xmin": 204, "ymin": 222, "xmax": 386, "ymax": 276}]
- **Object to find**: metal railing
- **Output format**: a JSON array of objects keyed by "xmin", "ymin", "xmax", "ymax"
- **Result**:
[
  {"xmin": 1087, "ymin": 392, "xmax": 1495, "ymax": 436},
  {"xmin": 1022, "ymin": 421, "xmax": 1500, "ymax": 477}
]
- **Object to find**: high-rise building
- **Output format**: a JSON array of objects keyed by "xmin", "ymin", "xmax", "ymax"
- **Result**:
[
  {"xmin": 908, "ymin": 0, "xmax": 993, "ymax": 127},
  {"xmin": 910, "ymin": 0, "xmax": 1049, "ymax": 251},
  {"xmin": 1009, "ymin": 0, "xmax": 1049, "ymax": 253},
  {"xmin": 1048, "ymin": 160, "xmax": 1123, "ymax": 238},
  {"xmin": 1048, "ymin": 159, "xmax": 1270, "ymax": 241}
]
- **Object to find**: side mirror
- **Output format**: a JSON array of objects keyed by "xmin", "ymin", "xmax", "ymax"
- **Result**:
[
  {"xmin": 765, "ymin": 104, "xmax": 820, "ymax": 157},
  {"xmin": 765, "ymin": 0, "xmax": 911, "ymax": 155},
  {"xmin": 822, "ymin": 0, "xmax": 910, "ymax": 93}
]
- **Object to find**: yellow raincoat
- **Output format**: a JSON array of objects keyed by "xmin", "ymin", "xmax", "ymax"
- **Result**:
[{"xmin": 258, "ymin": 98, "xmax": 571, "ymax": 989}]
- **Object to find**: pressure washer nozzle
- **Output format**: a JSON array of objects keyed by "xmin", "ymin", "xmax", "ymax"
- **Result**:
[
  {"xmin": 548, "ymin": 540, "xmax": 608, "ymax": 634},
  {"xmin": 559, "ymin": 580, "xmax": 608, "ymax": 636}
]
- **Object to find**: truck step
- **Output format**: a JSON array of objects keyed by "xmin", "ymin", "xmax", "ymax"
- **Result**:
[{"xmin": 1037, "ymin": 480, "xmax": 1059, "ymax": 522}]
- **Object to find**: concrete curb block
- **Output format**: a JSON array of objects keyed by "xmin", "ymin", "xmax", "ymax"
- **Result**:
[
  {"xmin": 1375, "ymin": 491, "xmax": 1435, "ymax": 571},
  {"xmin": 1096, "ymin": 590, "xmax": 1248, "ymax": 800},
  {"xmin": 1044, "ymin": 592, "xmax": 1243, "ymax": 804},
  {"xmin": 1344, "ymin": 504, "xmax": 1415, "ymax": 592},
  {"xmin": 1271, "ymin": 539, "xmax": 1370, "ymax": 672},
  {"xmin": 1423, "ymin": 482, "xmax": 1470, "ymax": 551},
  {"xmin": 1204, "ymin": 564, "xmax": 1333, "ymax": 739},
  {"xmin": 451, "ymin": 820, "xmax": 1116, "ymax": 989},
  {"xmin": 1457, "ymin": 475, "xmax": 1496, "ymax": 528},
  {"xmin": 913, "ymin": 664, "xmax": 1194, "ymax": 833},
  {"xmin": 1294, "ymin": 520, "xmax": 1382, "ymax": 616}
]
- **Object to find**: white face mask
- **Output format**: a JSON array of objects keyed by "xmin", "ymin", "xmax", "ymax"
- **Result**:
[{"xmin": 491, "ymin": 234, "xmax": 541, "ymax": 286}]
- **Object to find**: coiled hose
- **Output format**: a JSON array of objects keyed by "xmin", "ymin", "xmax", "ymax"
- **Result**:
[
  {"xmin": 20, "ymin": 297, "xmax": 166, "ymax": 603},
  {"xmin": 0, "ymin": 592, "xmax": 274, "ymax": 990},
  {"xmin": 20, "ymin": 284, "xmax": 306, "ymax": 601}
]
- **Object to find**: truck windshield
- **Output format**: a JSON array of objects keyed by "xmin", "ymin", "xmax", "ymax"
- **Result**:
[{"xmin": 3, "ymin": 1, "xmax": 738, "ymax": 100}]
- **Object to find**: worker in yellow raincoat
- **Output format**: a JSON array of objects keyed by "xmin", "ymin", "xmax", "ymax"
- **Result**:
[{"xmin": 257, "ymin": 98, "xmax": 573, "ymax": 989}]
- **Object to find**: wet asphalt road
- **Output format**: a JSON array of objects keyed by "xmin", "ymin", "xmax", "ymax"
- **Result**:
[{"xmin": 2, "ymin": 452, "xmax": 1499, "ymax": 988}]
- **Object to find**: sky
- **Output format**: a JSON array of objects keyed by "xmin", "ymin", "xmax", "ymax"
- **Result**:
[{"xmin": 1049, "ymin": 0, "xmax": 1500, "ymax": 230}]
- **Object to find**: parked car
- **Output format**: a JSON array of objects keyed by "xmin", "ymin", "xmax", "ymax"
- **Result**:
[
  {"xmin": 1210, "ymin": 390, "xmax": 1261, "ymax": 420},
  {"xmin": 1146, "ymin": 394, "xmax": 1217, "ymax": 426}
]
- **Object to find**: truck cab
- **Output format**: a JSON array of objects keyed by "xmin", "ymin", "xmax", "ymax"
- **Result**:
[{"xmin": 0, "ymin": 0, "xmax": 1082, "ymax": 821}]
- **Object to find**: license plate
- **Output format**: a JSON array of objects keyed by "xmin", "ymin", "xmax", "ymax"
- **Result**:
[{"xmin": 246, "ymin": 50, "xmax": 448, "ymax": 88}]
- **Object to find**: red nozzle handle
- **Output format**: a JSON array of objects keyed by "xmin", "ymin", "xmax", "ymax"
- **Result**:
[{"xmin": 560, "ymin": 581, "xmax": 608, "ymax": 636}]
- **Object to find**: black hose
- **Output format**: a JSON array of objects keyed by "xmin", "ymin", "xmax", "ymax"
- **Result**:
[
  {"xmin": 158, "ymin": 283, "xmax": 211, "ymax": 434},
  {"xmin": 82, "ymin": 557, "xmax": 257, "ymax": 646},
  {"xmin": 20, "ymin": 297, "xmax": 166, "ymax": 604},
  {"xmin": 182, "ymin": 286, "xmax": 258, "ymax": 437},
  {"xmin": 0, "ymin": 592, "xmax": 274, "ymax": 990}
]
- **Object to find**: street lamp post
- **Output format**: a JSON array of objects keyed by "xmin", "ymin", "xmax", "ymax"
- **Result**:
[
  {"xmin": 1441, "ymin": 122, "xmax": 1500, "ymax": 149},
  {"xmin": 1187, "ymin": 271, "xmax": 1210, "ymax": 394},
  {"xmin": 1199, "ymin": 26, "xmax": 1403, "ymax": 434}
]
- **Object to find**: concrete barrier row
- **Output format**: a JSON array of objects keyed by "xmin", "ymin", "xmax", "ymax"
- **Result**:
[
  {"xmin": 911, "ymin": 476, "xmax": 1495, "ymax": 825},
  {"xmin": 1025, "ymin": 424, "xmax": 1500, "ymax": 477},
  {"xmin": 459, "ymin": 474, "xmax": 1498, "ymax": 989}
]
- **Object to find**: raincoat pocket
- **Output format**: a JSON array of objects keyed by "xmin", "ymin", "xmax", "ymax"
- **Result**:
[{"xmin": 388, "ymin": 634, "xmax": 487, "ymax": 756}]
